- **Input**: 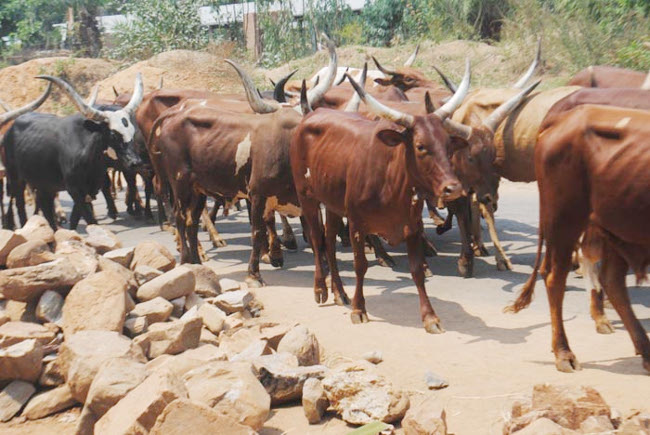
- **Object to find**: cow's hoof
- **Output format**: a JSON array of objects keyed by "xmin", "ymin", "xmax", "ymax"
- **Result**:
[
  {"xmin": 271, "ymin": 257, "xmax": 284, "ymax": 268},
  {"xmin": 314, "ymin": 287, "xmax": 328, "ymax": 304},
  {"xmin": 496, "ymin": 257, "xmax": 513, "ymax": 271},
  {"xmin": 377, "ymin": 255, "xmax": 395, "ymax": 268},
  {"xmin": 261, "ymin": 253, "xmax": 271, "ymax": 264},
  {"xmin": 351, "ymin": 310, "xmax": 369, "ymax": 324},
  {"xmin": 212, "ymin": 237, "xmax": 227, "ymax": 248},
  {"xmin": 423, "ymin": 315, "xmax": 445, "ymax": 334},
  {"xmin": 555, "ymin": 352, "xmax": 581, "ymax": 373},
  {"xmin": 595, "ymin": 319, "xmax": 615, "ymax": 334},
  {"xmin": 424, "ymin": 266, "xmax": 433, "ymax": 278},
  {"xmin": 339, "ymin": 235, "xmax": 351, "ymax": 247},
  {"xmin": 643, "ymin": 359, "xmax": 650, "ymax": 374},
  {"xmin": 281, "ymin": 237, "xmax": 298, "ymax": 251},
  {"xmin": 108, "ymin": 211, "xmax": 118, "ymax": 220},
  {"xmin": 458, "ymin": 259, "xmax": 473, "ymax": 278},
  {"xmin": 245, "ymin": 276, "xmax": 265, "ymax": 288},
  {"xmin": 473, "ymin": 245, "xmax": 489, "ymax": 257},
  {"xmin": 334, "ymin": 291, "xmax": 350, "ymax": 306}
]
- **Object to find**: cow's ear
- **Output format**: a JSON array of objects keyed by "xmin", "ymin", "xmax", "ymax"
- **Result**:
[
  {"xmin": 377, "ymin": 129, "xmax": 406, "ymax": 147},
  {"xmin": 374, "ymin": 78, "xmax": 391, "ymax": 86}
]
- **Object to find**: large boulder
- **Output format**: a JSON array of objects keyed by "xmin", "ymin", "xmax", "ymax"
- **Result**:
[
  {"xmin": 97, "ymin": 256, "xmax": 138, "ymax": 296},
  {"xmin": 15, "ymin": 215, "xmax": 54, "ymax": 244},
  {"xmin": 183, "ymin": 264, "xmax": 221, "ymax": 297},
  {"xmin": 135, "ymin": 317, "xmax": 202, "ymax": 359},
  {"xmin": 6, "ymin": 239, "xmax": 56, "ymax": 269},
  {"xmin": 61, "ymin": 270, "xmax": 129, "ymax": 337},
  {"xmin": 137, "ymin": 266, "xmax": 196, "ymax": 302},
  {"xmin": 85, "ymin": 357, "xmax": 148, "ymax": 418},
  {"xmin": 277, "ymin": 324, "xmax": 320, "ymax": 366},
  {"xmin": 94, "ymin": 369, "xmax": 188, "ymax": 435},
  {"xmin": 0, "ymin": 258, "xmax": 88, "ymax": 301},
  {"xmin": 402, "ymin": 396, "xmax": 447, "ymax": 435},
  {"xmin": 321, "ymin": 362, "xmax": 410, "ymax": 425},
  {"xmin": 103, "ymin": 246, "xmax": 135, "ymax": 268},
  {"xmin": 0, "ymin": 339, "xmax": 43, "ymax": 382},
  {"xmin": 23, "ymin": 384, "xmax": 77, "ymax": 420},
  {"xmin": 85, "ymin": 225, "xmax": 121, "ymax": 254},
  {"xmin": 130, "ymin": 297, "xmax": 174, "ymax": 324},
  {"xmin": 130, "ymin": 241, "xmax": 176, "ymax": 272},
  {"xmin": 0, "ymin": 230, "xmax": 27, "ymax": 266},
  {"xmin": 183, "ymin": 361, "xmax": 270, "ymax": 430},
  {"xmin": 0, "ymin": 380, "xmax": 36, "ymax": 422},
  {"xmin": 58, "ymin": 330, "xmax": 146, "ymax": 403},
  {"xmin": 0, "ymin": 321, "xmax": 56, "ymax": 347},
  {"xmin": 151, "ymin": 399, "xmax": 255, "ymax": 435},
  {"xmin": 36, "ymin": 290, "xmax": 64, "ymax": 324}
]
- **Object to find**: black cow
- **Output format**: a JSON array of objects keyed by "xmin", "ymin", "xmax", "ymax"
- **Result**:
[{"xmin": 2, "ymin": 75, "xmax": 144, "ymax": 231}]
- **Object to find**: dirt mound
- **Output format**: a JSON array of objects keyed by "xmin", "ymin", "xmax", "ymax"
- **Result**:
[
  {"xmin": 96, "ymin": 48, "xmax": 248, "ymax": 101},
  {"xmin": 0, "ymin": 57, "xmax": 117, "ymax": 116}
]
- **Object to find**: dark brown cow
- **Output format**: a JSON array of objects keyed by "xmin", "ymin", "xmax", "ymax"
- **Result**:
[
  {"xmin": 567, "ymin": 65, "xmax": 649, "ymax": 88},
  {"xmin": 290, "ymin": 62, "xmax": 474, "ymax": 333},
  {"xmin": 506, "ymin": 104, "xmax": 650, "ymax": 373}
]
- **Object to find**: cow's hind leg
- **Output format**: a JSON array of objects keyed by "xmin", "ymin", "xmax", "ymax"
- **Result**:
[
  {"xmin": 301, "ymin": 200, "xmax": 328, "ymax": 303},
  {"xmin": 367, "ymin": 235, "xmax": 396, "ymax": 268},
  {"xmin": 280, "ymin": 215, "xmax": 298, "ymax": 251},
  {"xmin": 325, "ymin": 211, "xmax": 349, "ymax": 306},
  {"xmin": 143, "ymin": 175, "xmax": 154, "ymax": 220},
  {"xmin": 600, "ymin": 247, "xmax": 650, "ymax": 372},
  {"xmin": 451, "ymin": 197, "xmax": 474, "ymax": 278},
  {"xmin": 264, "ymin": 212, "xmax": 283, "ymax": 268},
  {"xmin": 13, "ymin": 180, "xmax": 27, "ymax": 227},
  {"xmin": 479, "ymin": 202, "xmax": 513, "ymax": 271},
  {"xmin": 201, "ymin": 207, "xmax": 226, "ymax": 248},
  {"xmin": 348, "ymin": 221, "xmax": 369, "ymax": 323},
  {"xmin": 187, "ymin": 194, "xmax": 206, "ymax": 264}
]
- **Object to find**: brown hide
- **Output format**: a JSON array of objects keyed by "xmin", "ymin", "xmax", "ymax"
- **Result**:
[{"xmin": 567, "ymin": 65, "xmax": 646, "ymax": 88}]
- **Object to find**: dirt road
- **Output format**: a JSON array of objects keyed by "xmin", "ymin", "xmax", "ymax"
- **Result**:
[{"xmin": 4, "ymin": 180, "xmax": 648, "ymax": 434}]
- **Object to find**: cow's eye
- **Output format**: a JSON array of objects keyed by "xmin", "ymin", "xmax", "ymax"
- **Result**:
[
  {"xmin": 416, "ymin": 145, "xmax": 426, "ymax": 153},
  {"xmin": 122, "ymin": 118, "xmax": 128, "ymax": 127}
]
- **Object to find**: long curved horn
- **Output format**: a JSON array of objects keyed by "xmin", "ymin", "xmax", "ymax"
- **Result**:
[
  {"xmin": 0, "ymin": 98, "xmax": 13, "ymax": 112},
  {"xmin": 344, "ymin": 63, "xmax": 367, "ymax": 112},
  {"xmin": 37, "ymin": 75, "xmax": 107, "ymax": 122},
  {"xmin": 432, "ymin": 65, "xmax": 457, "ymax": 93},
  {"xmin": 86, "ymin": 84, "xmax": 99, "ymax": 106},
  {"xmin": 274, "ymin": 68, "xmax": 298, "ymax": 103},
  {"xmin": 372, "ymin": 56, "xmax": 398, "ymax": 76},
  {"xmin": 124, "ymin": 73, "xmax": 144, "ymax": 114},
  {"xmin": 335, "ymin": 67, "xmax": 349, "ymax": 86},
  {"xmin": 306, "ymin": 33, "xmax": 337, "ymax": 107},
  {"xmin": 434, "ymin": 58, "xmax": 470, "ymax": 121},
  {"xmin": 483, "ymin": 80, "xmax": 541, "ymax": 133},
  {"xmin": 513, "ymin": 37, "xmax": 541, "ymax": 89},
  {"xmin": 641, "ymin": 69, "xmax": 650, "ymax": 90},
  {"xmin": 424, "ymin": 90, "xmax": 472, "ymax": 140},
  {"xmin": 346, "ymin": 73, "xmax": 414, "ymax": 128},
  {"xmin": 404, "ymin": 43, "xmax": 420, "ymax": 67},
  {"xmin": 225, "ymin": 59, "xmax": 280, "ymax": 114},
  {"xmin": 300, "ymin": 80, "xmax": 311, "ymax": 115},
  {"xmin": 0, "ymin": 83, "xmax": 52, "ymax": 127}
]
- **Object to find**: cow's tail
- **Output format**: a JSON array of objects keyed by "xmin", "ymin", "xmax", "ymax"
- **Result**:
[{"xmin": 504, "ymin": 229, "xmax": 544, "ymax": 313}]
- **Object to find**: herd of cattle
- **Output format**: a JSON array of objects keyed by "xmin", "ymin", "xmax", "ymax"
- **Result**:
[{"xmin": 0, "ymin": 35, "xmax": 648, "ymax": 374}]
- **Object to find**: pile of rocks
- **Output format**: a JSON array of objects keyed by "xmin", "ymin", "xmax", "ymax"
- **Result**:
[
  {"xmin": 1, "ymin": 217, "xmax": 438, "ymax": 434},
  {"xmin": 504, "ymin": 384, "xmax": 650, "ymax": 434}
]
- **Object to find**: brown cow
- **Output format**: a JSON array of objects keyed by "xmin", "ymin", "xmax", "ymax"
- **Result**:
[
  {"xmin": 506, "ymin": 104, "xmax": 650, "ymax": 373},
  {"xmin": 568, "ymin": 65, "xmax": 649, "ymax": 88},
  {"xmin": 290, "ymin": 61, "xmax": 474, "ymax": 333}
]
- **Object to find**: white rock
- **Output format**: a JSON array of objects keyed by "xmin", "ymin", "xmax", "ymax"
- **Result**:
[
  {"xmin": 85, "ymin": 225, "xmax": 121, "ymax": 254},
  {"xmin": 219, "ymin": 278, "xmax": 241, "ymax": 292},
  {"xmin": 212, "ymin": 290, "xmax": 253, "ymax": 314},
  {"xmin": 363, "ymin": 350, "xmax": 383, "ymax": 365},
  {"xmin": 103, "ymin": 246, "xmax": 135, "ymax": 268},
  {"xmin": 277, "ymin": 324, "xmax": 320, "ymax": 366},
  {"xmin": 137, "ymin": 266, "xmax": 196, "ymax": 302},
  {"xmin": 197, "ymin": 303, "xmax": 226, "ymax": 335},
  {"xmin": 0, "ymin": 380, "xmax": 36, "ymax": 422}
]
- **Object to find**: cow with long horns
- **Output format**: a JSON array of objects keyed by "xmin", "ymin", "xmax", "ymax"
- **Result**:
[
  {"xmin": 290, "ymin": 61, "xmax": 473, "ymax": 333},
  {"xmin": 2, "ymin": 75, "xmax": 143, "ymax": 230}
]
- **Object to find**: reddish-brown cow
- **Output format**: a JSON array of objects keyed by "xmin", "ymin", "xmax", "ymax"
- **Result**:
[
  {"xmin": 568, "ymin": 65, "xmax": 649, "ymax": 88},
  {"xmin": 290, "ymin": 62, "xmax": 475, "ymax": 333},
  {"xmin": 507, "ymin": 104, "xmax": 650, "ymax": 373}
]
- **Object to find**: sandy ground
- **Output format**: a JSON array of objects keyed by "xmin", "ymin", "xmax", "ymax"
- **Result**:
[{"xmin": 2, "ymin": 179, "xmax": 649, "ymax": 434}]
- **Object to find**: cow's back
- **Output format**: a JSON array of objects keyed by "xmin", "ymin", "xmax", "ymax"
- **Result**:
[{"xmin": 568, "ymin": 66, "xmax": 646, "ymax": 88}]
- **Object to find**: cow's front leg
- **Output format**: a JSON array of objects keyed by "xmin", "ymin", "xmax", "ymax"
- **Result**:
[
  {"xmin": 325, "ymin": 211, "xmax": 349, "ymax": 306},
  {"xmin": 470, "ymin": 197, "xmax": 489, "ymax": 256},
  {"xmin": 479, "ymin": 201, "xmax": 512, "ymax": 271},
  {"xmin": 264, "ymin": 211, "xmax": 283, "ymax": 268},
  {"xmin": 246, "ymin": 195, "xmax": 267, "ymax": 287},
  {"xmin": 36, "ymin": 191, "xmax": 58, "ymax": 231},
  {"xmin": 406, "ymin": 232, "xmax": 444, "ymax": 334},
  {"xmin": 102, "ymin": 173, "xmax": 118, "ymax": 220},
  {"xmin": 451, "ymin": 197, "xmax": 474, "ymax": 278},
  {"xmin": 348, "ymin": 222, "xmax": 369, "ymax": 324},
  {"xmin": 280, "ymin": 215, "xmax": 298, "ymax": 251}
]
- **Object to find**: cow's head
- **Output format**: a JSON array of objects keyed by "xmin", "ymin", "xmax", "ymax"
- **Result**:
[
  {"xmin": 37, "ymin": 74, "xmax": 144, "ymax": 170},
  {"xmin": 371, "ymin": 45, "xmax": 437, "ymax": 91},
  {"xmin": 347, "ymin": 59, "xmax": 479, "ymax": 201}
]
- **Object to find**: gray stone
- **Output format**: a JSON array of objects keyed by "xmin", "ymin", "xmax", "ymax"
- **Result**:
[
  {"xmin": 6, "ymin": 239, "xmax": 56, "ymax": 269},
  {"xmin": 0, "ymin": 380, "xmax": 36, "ymax": 422},
  {"xmin": 36, "ymin": 291, "xmax": 64, "ymax": 324},
  {"xmin": 124, "ymin": 316, "xmax": 148, "ymax": 337},
  {"xmin": 255, "ymin": 357, "xmax": 328, "ymax": 405},
  {"xmin": 184, "ymin": 292, "xmax": 204, "ymax": 311},
  {"xmin": 197, "ymin": 303, "xmax": 226, "ymax": 335},
  {"xmin": 212, "ymin": 290, "xmax": 253, "ymax": 314},
  {"xmin": 103, "ymin": 246, "xmax": 135, "ymax": 268},
  {"xmin": 85, "ymin": 225, "xmax": 122, "ymax": 254},
  {"xmin": 171, "ymin": 297, "xmax": 186, "ymax": 318},
  {"xmin": 425, "ymin": 371, "xmax": 449, "ymax": 390},
  {"xmin": 131, "ymin": 297, "xmax": 174, "ymax": 324},
  {"xmin": 23, "ymin": 384, "xmax": 77, "ymax": 420},
  {"xmin": 302, "ymin": 378, "xmax": 328, "ymax": 424},
  {"xmin": 0, "ymin": 339, "xmax": 43, "ymax": 382},
  {"xmin": 137, "ymin": 266, "xmax": 196, "ymax": 302},
  {"xmin": 277, "ymin": 324, "xmax": 320, "ymax": 366}
]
